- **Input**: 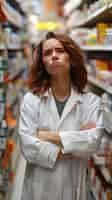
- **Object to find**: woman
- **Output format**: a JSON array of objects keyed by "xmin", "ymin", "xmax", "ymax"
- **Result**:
[{"xmin": 19, "ymin": 32, "xmax": 103, "ymax": 200}]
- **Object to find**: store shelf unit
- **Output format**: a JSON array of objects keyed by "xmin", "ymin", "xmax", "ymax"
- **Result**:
[
  {"xmin": 88, "ymin": 75, "xmax": 112, "ymax": 96},
  {"xmin": 66, "ymin": 0, "xmax": 112, "ymax": 199},
  {"xmin": 85, "ymin": 51, "xmax": 112, "ymax": 97},
  {"xmin": 69, "ymin": 1, "xmax": 112, "ymax": 29},
  {"xmin": 0, "ymin": 41, "xmax": 28, "ymax": 200},
  {"xmin": 0, "ymin": 2, "xmax": 27, "ymax": 197},
  {"xmin": 0, "ymin": 46, "xmax": 9, "ymax": 198},
  {"xmin": 82, "ymin": 45, "xmax": 112, "ymax": 52},
  {"xmin": 64, "ymin": 0, "xmax": 82, "ymax": 19},
  {"xmin": 82, "ymin": 46, "xmax": 112, "ymax": 61},
  {"xmin": 1, "ymin": 0, "xmax": 24, "ymax": 28}
]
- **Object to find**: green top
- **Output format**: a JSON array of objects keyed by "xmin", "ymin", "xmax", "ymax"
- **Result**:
[{"xmin": 54, "ymin": 97, "xmax": 69, "ymax": 117}]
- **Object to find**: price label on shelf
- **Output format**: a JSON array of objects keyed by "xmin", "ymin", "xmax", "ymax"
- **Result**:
[
  {"xmin": 0, "ymin": 59, "xmax": 7, "ymax": 70},
  {"xmin": 0, "ymin": 71, "xmax": 4, "ymax": 83},
  {"xmin": 0, "ymin": 120, "xmax": 8, "ymax": 137},
  {"xmin": 0, "ymin": 102, "xmax": 5, "ymax": 121},
  {"xmin": 0, "ymin": 88, "xmax": 6, "ymax": 102},
  {"xmin": 0, "ymin": 137, "xmax": 7, "ymax": 150}
]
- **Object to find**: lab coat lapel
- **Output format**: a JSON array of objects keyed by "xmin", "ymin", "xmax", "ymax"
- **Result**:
[
  {"xmin": 58, "ymin": 88, "xmax": 82, "ymax": 129},
  {"xmin": 41, "ymin": 89, "xmax": 60, "ymax": 129},
  {"xmin": 50, "ymin": 94, "xmax": 60, "ymax": 124}
]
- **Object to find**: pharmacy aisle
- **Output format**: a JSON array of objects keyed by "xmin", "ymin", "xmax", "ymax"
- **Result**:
[{"xmin": 0, "ymin": 0, "xmax": 112, "ymax": 200}]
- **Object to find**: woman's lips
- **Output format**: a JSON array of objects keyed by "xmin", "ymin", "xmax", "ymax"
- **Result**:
[{"xmin": 49, "ymin": 60, "xmax": 60, "ymax": 66}]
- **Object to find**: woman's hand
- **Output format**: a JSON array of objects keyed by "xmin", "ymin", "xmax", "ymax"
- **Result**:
[
  {"xmin": 80, "ymin": 121, "xmax": 96, "ymax": 130},
  {"xmin": 57, "ymin": 150, "xmax": 81, "ymax": 160},
  {"xmin": 38, "ymin": 129, "xmax": 61, "ymax": 145},
  {"xmin": 57, "ymin": 150, "xmax": 74, "ymax": 160},
  {"xmin": 38, "ymin": 129, "xmax": 83, "ymax": 160},
  {"xmin": 38, "ymin": 122, "xmax": 96, "ymax": 147},
  {"xmin": 38, "ymin": 129, "xmax": 50, "ymax": 141}
]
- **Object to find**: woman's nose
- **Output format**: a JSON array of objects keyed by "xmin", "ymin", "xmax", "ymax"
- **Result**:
[{"xmin": 52, "ymin": 50, "xmax": 57, "ymax": 58}]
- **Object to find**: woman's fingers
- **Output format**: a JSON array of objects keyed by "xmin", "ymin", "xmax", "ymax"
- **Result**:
[{"xmin": 80, "ymin": 122, "xmax": 96, "ymax": 130}]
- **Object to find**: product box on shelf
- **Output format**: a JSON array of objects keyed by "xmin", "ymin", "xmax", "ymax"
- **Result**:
[{"xmin": 97, "ymin": 23, "xmax": 109, "ymax": 44}]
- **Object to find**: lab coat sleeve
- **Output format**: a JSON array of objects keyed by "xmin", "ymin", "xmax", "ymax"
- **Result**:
[
  {"xmin": 19, "ymin": 93, "xmax": 60, "ymax": 169},
  {"xmin": 59, "ymin": 95, "xmax": 104, "ymax": 157}
]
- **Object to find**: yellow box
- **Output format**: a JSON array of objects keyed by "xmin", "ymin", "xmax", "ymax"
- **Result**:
[
  {"xmin": 97, "ymin": 23, "xmax": 108, "ymax": 44},
  {"xmin": 96, "ymin": 59, "xmax": 109, "ymax": 70}
]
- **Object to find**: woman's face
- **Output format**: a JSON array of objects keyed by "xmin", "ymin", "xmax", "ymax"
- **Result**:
[{"xmin": 42, "ymin": 38, "xmax": 70, "ymax": 77}]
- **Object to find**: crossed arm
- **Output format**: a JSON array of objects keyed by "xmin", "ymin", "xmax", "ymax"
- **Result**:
[{"xmin": 38, "ymin": 122, "xmax": 96, "ymax": 160}]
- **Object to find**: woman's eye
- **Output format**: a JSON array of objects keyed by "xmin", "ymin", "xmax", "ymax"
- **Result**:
[
  {"xmin": 56, "ymin": 48, "xmax": 64, "ymax": 53},
  {"xmin": 43, "ymin": 50, "xmax": 51, "ymax": 56},
  {"xmin": 43, "ymin": 48, "xmax": 65, "ymax": 56}
]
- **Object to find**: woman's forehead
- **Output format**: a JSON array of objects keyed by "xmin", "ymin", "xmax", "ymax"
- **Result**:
[{"xmin": 43, "ymin": 38, "xmax": 64, "ymax": 50}]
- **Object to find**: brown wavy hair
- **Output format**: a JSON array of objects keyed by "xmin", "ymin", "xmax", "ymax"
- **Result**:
[{"xmin": 28, "ymin": 32, "xmax": 87, "ymax": 95}]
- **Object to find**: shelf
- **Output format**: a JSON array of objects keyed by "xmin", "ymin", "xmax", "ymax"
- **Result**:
[
  {"xmin": 64, "ymin": 0, "xmax": 82, "ymax": 18},
  {"xmin": 9, "ymin": 68, "xmax": 25, "ymax": 82},
  {"xmin": 108, "ymin": 2, "xmax": 112, "ymax": 9},
  {"xmin": 88, "ymin": 76, "xmax": 112, "ymax": 95},
  {"xmin": 104, "ymin": 111, "xmax": 112, "ymax": 134},
  {"xmin": 8, "ymin": 47, "xmax": 23, "ymax": 51},
  {"xmin": 82, "ymin": 45, "xmax": 112, "ymax": 52},
  {"xmin": 1, "ymin": 1, "xmax": 24, "ymax": 28},
  {"xmin": 93, "ymin": 164, "xmax": 112, "ymax": 189},
  {"xmin": 93, "ymin": 155, "xmax": 105, "ymax": 166},
  {"xmin": 100, "ymin": 167, "xmax": 112, "ymax": 185},
  {"xmin": 0, "ymin": 46, "xmax": 6, "ymax": 51},
  {"xmin": 89, "ymin": 185, "xmax": 98, "ymax": 200},
  {"xmin": 69, "ymin": 3, "xmax": 112, "ymax": 28},
  {"xmin": 0, "ymin": 46, "xmax": 22, "ymax": 51}
]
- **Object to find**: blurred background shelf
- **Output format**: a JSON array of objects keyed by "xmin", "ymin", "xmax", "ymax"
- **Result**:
[
  {"xmin": 88, "ymin": 76, "xmax": 112, "ymax": 95},
  {"xmin": 69, "ymin": 2, "xmax": 112, "ymax": 29},
  {"xmin": 82, "ymin": 45, "xmax": 112, "ymax": 51}
]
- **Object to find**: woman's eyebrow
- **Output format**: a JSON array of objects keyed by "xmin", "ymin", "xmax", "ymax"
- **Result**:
[{"xmin": 43, "ymin": 47, "xmax": 64, "ymax": 51}]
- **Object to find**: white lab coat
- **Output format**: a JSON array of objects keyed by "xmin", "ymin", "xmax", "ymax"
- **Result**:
[{"xmin": 19, "ymin": 88, "xmax": 103, "ymax": 200}]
